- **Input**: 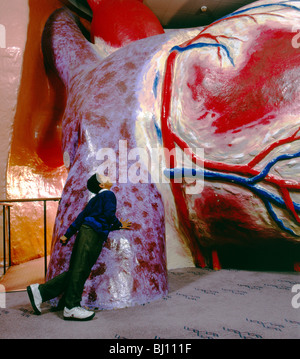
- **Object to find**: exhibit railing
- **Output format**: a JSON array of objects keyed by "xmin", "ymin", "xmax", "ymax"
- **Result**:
[{"xmin": 0, "ymin": 197, "xmax": 61, "ymax": 278}]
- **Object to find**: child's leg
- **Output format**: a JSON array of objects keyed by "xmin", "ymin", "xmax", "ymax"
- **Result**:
[
  {"xmin": 63, "ymin": 225, "xmax": 105, "ymax": 309},
  {"xmin": 38, "ymin": 271, "xmax": 70, "ymax": 302},
  {"xmin": 37, "ymin": 229, "xmax": 82, "ymax": 304}
]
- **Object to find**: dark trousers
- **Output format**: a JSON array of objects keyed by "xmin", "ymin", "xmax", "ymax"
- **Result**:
[{"xmin": 39, "ymin": 225, "xmax": 105, "ymax": 309}]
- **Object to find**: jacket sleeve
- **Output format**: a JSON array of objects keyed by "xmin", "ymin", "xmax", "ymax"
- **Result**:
[
  {"xmin": 64, "ymin": 195, "xmax": 98, "ymax": 239},
  {"xmin": 103, "ymin": 192, "xmax": 122, "ymax": 231}
]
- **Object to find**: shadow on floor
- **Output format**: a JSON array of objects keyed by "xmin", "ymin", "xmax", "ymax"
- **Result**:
[{"xmin": 216, "ymin": 241, "xmax": 300, "ymax": 272}]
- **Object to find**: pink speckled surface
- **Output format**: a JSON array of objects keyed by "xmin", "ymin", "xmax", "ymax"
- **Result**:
[{"xmin": 44, "ymin": 9, "xmax": 168, "ymax": 309}]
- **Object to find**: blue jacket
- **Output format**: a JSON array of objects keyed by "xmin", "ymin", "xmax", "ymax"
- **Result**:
[{"xmin": 64, "ymin": 189, "xmax": 122, "ymax": 239}]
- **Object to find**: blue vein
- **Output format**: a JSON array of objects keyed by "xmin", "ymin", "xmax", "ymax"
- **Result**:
[
  {"xmin": 171, "ymin": 43, "xmax": 235, "ymax": 67},
  {"xmin": 263, "ymin": 199, "xmax": 297, "ymax": 236},
  {"xmin": 168, "ymin": 2, "xmax": 300, "ymax": 69},
  {"xmin": 153, "ymin": 71, "xmax": 159, "ymax": 99},
  {"xmin": 247, "ymin": 150, "xmax": 300, "ymax": 184},
  {"xmin": 164, "ymin": 166, "xmax": 300, "ymax": 236},
  {"xmin": 154, "ymin": 121, "xmax": 163, "ymax": 144}
]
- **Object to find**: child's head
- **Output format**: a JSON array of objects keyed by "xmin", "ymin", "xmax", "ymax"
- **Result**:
[{"xmin": 87, "ymin": 173, "xmax": 113, "ymax": 194}]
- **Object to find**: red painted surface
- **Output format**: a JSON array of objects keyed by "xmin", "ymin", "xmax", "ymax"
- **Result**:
[
  {"xmin": 87, "ymin": 0, "xmax": 164, "ymax": 47},
  {"xmin": 161, "ymin": 49, "xmax": 206, "ymax": 268},
  {"xmin": 36, "ymin": 73, "xmax": 66, "ymax": 168},
  {"xmin": 187, "ymin": 29, "xmax": 300, "ymax": 134},
  {"xmin": 160, "ymin": 17, "xmax": 300, "ymax": 269},
  {"xmin": 212, "ymin": 250, "xmax": 221, "ymax": 271}
]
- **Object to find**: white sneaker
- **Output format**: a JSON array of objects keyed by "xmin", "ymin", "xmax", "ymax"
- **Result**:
[
  {"xmin": 27, "ymin": 284, "xmax": 42, "ymax": 315},
  {"xmin": 63, "ymin": 306, "xmax": 95, "ymax": 321}
]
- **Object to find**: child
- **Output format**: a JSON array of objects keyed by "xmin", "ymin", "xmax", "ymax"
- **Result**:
[{"xmin": 27, "ymin": 173, "xmax": 131, "ymax": 321}]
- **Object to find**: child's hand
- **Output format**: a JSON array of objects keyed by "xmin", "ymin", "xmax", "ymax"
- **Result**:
[
  {"xmin": 120, "ymin": 218, "xmax": 132, "ymax": 230},
  {"xmin": 60, "ymin": 235, "xmax": 68, "ymax": 245}
]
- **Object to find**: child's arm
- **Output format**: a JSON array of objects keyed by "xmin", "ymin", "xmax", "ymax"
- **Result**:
[
  {"xmin": 63, "ymin": 195, "xmax": 98, "ymax": 241},
  {"xmin": 119, "ymin": 218, "xmax": 132, "ymax": 229},
  {"xmin": 60, "ymin": 235, "xmax": 68, "ymax": 245},
  {"xmin": 103, "ymin": 192, "xmax": 131, "ymax": 230}
]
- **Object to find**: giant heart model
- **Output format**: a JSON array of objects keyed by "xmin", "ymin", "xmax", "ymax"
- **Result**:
[{"xmin": 43, "ymin": 0, "xmax": 300, "ymax": 309}]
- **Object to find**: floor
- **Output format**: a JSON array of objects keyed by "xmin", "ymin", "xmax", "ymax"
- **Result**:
[{"xmin": 0, "ymin": 259, "xmax": 299, "ymax": 339}]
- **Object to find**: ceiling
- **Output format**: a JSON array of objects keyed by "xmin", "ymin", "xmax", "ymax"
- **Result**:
[
  {"xmin": 66, "ymin": 0, "xmax": 258, "ymax": 28},
  {"xmin": 143, "ymin": 0, "xmax": 257, "ymax": 28}
]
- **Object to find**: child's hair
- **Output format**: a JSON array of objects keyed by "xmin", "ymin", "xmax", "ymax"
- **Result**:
[{"xmin": 87, "ymin": 173, "xmax": 101, "ymax": 194}]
